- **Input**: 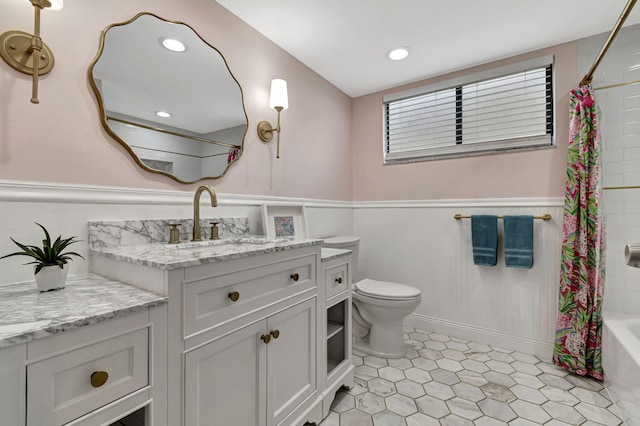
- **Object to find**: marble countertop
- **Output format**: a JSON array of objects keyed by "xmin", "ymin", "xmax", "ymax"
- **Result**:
[
  {"xmin": 321, "ymin": 247, "xmax": 352, "ymax": 262},
  {"xmin": 90, "ymin": 236, "xmax": 324, "ymax": 270},
  {"xmin": 0, "ymin": 273, "xmax": 167, "ymax": 349}
]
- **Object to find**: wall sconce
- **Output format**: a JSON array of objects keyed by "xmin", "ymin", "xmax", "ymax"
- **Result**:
[
  {"xmin": 0, "ymin": 0, "xmax": 62, "ymax": 104},
  {"xmin": 257, "ymin": 79, "xmax": 288, "ymax": 159}
]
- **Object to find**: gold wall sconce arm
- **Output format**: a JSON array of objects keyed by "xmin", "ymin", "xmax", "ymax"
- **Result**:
[
  {"xmin": 257, "ymin": 79, "xmax": 288, "ymax": 159},
  {"xmin": 0, "ymin": 0, "xmax": 61, "ymax": 104}
]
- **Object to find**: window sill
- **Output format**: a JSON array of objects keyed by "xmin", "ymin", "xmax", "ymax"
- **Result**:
[{"xmin": 384, "ymin": 137, "xmax": 555, "ymax": 164}]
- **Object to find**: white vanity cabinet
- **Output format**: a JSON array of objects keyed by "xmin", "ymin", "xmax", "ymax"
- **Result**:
[
  {"xmin": 30, "ymin": 309, "xmax": 165, "ymax": 426},
  {"xmin": 0, "ymin": 306, "xmax": 167, "ymax": 426},
  {"xmin": 159, "ymin": 245, "xmax": 323, "ymax": 426},
  {"xmin": 319, "ymin": 250, "xmax": 354, "ymax": 417},
  {"xmin": 90, "ymin": 235, "xmax": 357, "ymax": 426}
]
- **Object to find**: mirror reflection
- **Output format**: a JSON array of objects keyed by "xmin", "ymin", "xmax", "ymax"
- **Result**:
[{"xmin": 90, "ymin": 13, "xmax": 247, "ymax": 183}]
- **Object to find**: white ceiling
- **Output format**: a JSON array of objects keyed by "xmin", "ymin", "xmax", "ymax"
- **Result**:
[{"xmin": 216, "ymin": 0, "xmax": 640, "ymax": 98}]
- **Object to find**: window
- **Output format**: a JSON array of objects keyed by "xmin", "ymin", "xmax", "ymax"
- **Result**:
[{"xmin": 384, "ymin": 56, "xmax": 554, "ymax": 163}]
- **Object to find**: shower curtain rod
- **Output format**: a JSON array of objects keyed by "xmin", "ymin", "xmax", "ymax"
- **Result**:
[
  {"xmin": 107, "ymin": 116, "xmax": 241, "ymax": 150},
  {"xmin": 580, "ymin": 0, "xmax": 638, "ymax": 86},
  {"xmin": 594, "ymin": 78, "xmax": 640, "ymax": 91}
]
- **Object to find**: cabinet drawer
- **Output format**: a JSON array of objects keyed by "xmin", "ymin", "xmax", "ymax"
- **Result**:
[
  {"xmin": 184, "ymin": 254, "xmax": 316, "ymax": 338},
  {"xmin": 27, "ymin": 327, "xmax": 149, "ymax": 426},
  {"xmin": 326, "ymin": 263, "xmax": 348, "ymax": 299}
]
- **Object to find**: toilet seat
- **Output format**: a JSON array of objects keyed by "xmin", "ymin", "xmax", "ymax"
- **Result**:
[{"xmin": 354, "ymin": 278, "xmax": 421, "ymax": 301}]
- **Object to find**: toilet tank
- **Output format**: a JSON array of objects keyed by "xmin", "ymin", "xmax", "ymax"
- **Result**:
[{"xmin": 323, "ymin": 236, "xmax": 360, "ymax": 282}]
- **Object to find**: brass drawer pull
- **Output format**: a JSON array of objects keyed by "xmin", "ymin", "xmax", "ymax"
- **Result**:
[
  {"xmin": 90, "ymin": 371, "xmax": 109, "ymax": 388},
  {"xmin": 261, "ymin": 334, "xmax": 271, "ymax": 344},
  {"xmin": 270, "ymin": 329, "xmax": 280, "ymax": 339},
  {"xmin": 290, "ymin": 273, "xmax": 299, "ymax": 282},
  {"xmin": 335, "ymin": 277, "xmax": 343, "ymax": 284},
  {"xmin": 228, "ymin": 291, "xmax": 240, "ymax": 302}
]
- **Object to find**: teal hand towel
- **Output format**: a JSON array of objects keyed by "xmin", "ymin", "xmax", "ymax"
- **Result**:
[
  {"xmin": 471, "ymin": 215, "xmax": 498, "ymax": 266},
  {"xmin": 504, "ymin": 215, "xmax": 534, "ymax": 269}
]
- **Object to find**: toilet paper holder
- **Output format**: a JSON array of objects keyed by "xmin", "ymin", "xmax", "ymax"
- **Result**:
[{"xmin": 625, "ymin": 243, "xmax": 640, "ymax": 268}]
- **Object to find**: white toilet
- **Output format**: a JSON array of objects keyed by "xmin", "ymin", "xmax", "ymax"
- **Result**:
[{"xmin": 323, "ymin": 236, "xmax": 422, "ymax": 358}]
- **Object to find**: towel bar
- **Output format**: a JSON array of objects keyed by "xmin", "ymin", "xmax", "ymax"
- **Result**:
[{"xmin": 454, "ymin": 213, "xmax": 552, "ymax": 221}]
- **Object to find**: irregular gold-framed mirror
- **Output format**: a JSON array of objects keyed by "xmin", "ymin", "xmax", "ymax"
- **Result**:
[{"xmin": 89, "ymin": 12, "xmax": 247, "ymax": 183}]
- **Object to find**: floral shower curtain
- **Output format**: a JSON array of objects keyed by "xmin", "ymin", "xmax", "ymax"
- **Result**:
[{"xmin": 552, "ymin": 85, "xmax": 606, "ymax": 380}]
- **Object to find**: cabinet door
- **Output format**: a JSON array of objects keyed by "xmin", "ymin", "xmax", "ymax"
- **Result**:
[
  {"xmin": 184, "ymin": 320, "xmax": 267, "ymax": 426},
  {"xmin": 0, "ymin": 344, "xmax": 25, "ymax": 426},
  {"xmin": 266, "ymin": 298, "xmax": 317, "ymax": 426}
]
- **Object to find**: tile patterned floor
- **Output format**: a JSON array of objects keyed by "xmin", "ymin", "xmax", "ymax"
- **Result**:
[{"xmin": 319, "ymin": 327, "xmax": 621, "ymax": 426}]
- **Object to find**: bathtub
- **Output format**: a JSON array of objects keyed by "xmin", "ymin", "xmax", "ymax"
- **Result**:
[{"xmin": 603, "ymin": 312, "xmax": 640, "ymax": 425}]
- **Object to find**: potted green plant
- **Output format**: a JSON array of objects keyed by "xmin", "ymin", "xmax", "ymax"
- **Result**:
[{"xmin": 0, "ymin": 223, "xmax": 84, "ymax": 291}]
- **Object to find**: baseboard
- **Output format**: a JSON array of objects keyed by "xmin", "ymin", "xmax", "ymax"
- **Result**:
[{"xmin": 405, "ymin": 313, "xmax": 554, "ymax": 360}]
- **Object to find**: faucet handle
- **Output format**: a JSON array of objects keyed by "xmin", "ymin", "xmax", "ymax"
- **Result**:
[
  {"xmin": 209, "ymin": 221, "xmax": 220, "ymax": 240},
  {"xmin": 168, "ymin": 223, "xmax": 181, "ymax": 244}
]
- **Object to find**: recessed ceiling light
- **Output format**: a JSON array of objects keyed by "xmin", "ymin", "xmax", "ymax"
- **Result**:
[
  {"xmin": 387, "ymin": 47, "xmax": 410, "ymax": 61},
  {"xmin": 156, "ymin": 111, "xmax": 172, "ymax": 118},
  {"xmin": 161, "ymin": 38, "xmax": 186, "ymax": 52}
]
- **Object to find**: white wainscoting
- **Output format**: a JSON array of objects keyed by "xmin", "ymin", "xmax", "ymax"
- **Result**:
[
  {"xmin": 0, "ymin": 180, "xmax": 566, "ymax": 358},
  {"xmin": 354, "ymin": 199, "xmax": 565, "ymax": 359},
  {"xmin": 0, "ymin": 180, "xmax": 353, "ymax": 286}
]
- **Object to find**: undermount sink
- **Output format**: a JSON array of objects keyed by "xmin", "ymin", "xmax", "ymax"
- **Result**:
[{"xmin": 169, "ymin": 237, "xmax": 275, "ymax": 250}]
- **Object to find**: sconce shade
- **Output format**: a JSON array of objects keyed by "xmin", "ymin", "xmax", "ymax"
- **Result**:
[
  {"xmin": 49, "ymin": 0, "xmax": 63, "ymax": 11},
  {"xmin": 258, "ymin": 78, "xmax": 288, "ymax": 158},
  {"xmin": 24, "ymin": 0, "xmax": 63, "ymax": 10},
  {"xmin": 269, "ymin": 79, "xmax": 288, "ymax": 110}
]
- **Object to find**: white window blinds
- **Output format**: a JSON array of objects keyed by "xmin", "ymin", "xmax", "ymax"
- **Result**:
[{"xmin": 384, "ymin": 56, "xmax": 554, "ymax": 163}]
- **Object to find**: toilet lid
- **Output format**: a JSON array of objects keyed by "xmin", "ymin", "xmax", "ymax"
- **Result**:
[
  {"xmin": 354, "ymin": 279, "xmax": 421, "ymax": 300},
  {"xmin": 323, "ymin": 236, "xmax": 360, "ymax": 249}
]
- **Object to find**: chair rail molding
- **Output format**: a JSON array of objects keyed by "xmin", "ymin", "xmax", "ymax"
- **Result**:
[{"xmin": 0, "ymin": 180, "xmax": 352, "ymax": 208}]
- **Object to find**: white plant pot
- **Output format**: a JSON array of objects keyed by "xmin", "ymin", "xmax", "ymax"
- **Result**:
[{"xmin": 34, "ymin": 263, "xmax": 69, "ymax": 292}]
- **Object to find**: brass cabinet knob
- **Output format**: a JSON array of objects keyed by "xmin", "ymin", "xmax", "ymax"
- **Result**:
[
  {"xmin": 228, "ymin": 291, "xmax": 240, "ymax": 302},
  {"xmin": 290, "ymin": 273, "xmax": 300, "ymax": 282},
  {"xmin": 335, "ymin": 277, "xmax": 343, "ymax": 284},
  {"xmin": 261, "ymin": 334, "xmax": 271, "ymax": 344},
  {"xmin": 270, "ymin": 329, "xmax": 280, "ymax": 339},
  {"xmin": 90, "ymin": 371, "xmax": 109, "ymax": 388}
]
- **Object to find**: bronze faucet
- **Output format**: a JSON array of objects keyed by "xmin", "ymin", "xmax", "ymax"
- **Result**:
[{"xmin": 192, "ymin": 185, "xmax": 218, "ymax": 241}]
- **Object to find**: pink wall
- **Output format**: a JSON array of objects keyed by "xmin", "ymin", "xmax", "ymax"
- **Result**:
[
  {"xmin": 0, "ymin": 0, "xmax": 353, "ymax": 200},
  {"xmin": 352, "ymin": 42, "xmax": 578, "ymax": 201}
]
